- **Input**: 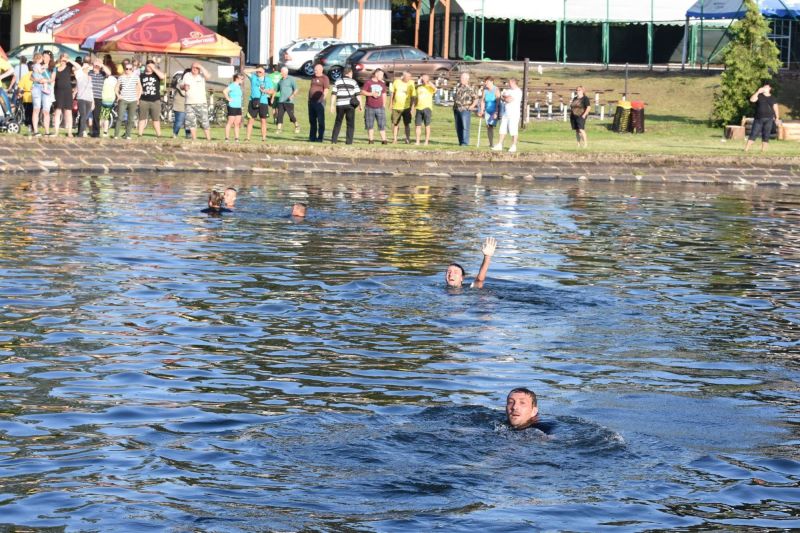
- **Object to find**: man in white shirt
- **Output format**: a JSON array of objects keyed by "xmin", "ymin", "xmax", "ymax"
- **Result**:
[
  {"xmin": 181, "ymin": 62, "xmax": 212, "ymax": 141},
  {"xmin": 492, "ymin": 78, "xmax": 522, "ymax": 153}
]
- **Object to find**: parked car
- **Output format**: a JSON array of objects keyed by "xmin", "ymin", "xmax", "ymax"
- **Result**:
[
  {"xmin": 279, "ymin": 37, "xmax": 342, "ymax": 76},
  {"xmin": 5, "ymin": 42, "xmax": 81, "ymax": 68},
  {"xmin": 313, "ymin": 42, "xmax": 373, "ymax": 81},
  {"xmin": 346, "ymin": 45, "xmax": 456, "ymax": 83}
]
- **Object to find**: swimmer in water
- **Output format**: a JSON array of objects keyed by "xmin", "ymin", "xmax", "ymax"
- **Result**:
[
  {"xmin": 201, "ymin": 188, "xmax": 231, "ymax": 214},
  {"xmin": 445, "ymin": 237, "xmax": 496, "ymax": 289},
  {"xmin": 223, "ymin": 187, "xmax": 237, "ymax": 209},
  {"xmin": 291, "ymin": 202, "xmax": 307, "ymax": 218},
  {"xmin": 506, "ymin": 387, "xmax": 539, "ymax": 430}
]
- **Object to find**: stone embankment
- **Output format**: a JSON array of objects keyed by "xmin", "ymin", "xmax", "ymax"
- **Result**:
[{"xmin": 1, "ymin": 136, "xmax": 799, "ymax": 187}]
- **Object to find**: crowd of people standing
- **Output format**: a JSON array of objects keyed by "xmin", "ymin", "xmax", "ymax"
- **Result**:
[{"xmin": 1, "ymin": 51, "xmax": 600, "ymax": 150}]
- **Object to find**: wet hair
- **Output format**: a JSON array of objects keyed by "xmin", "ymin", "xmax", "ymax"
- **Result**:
[
  {"xmin": 508, "ymin": 387, "xmax": 537, "ymax": 407},
  {"xmin": 449, "ymin": 263, "xmax": 465, "ymax": 278},
  {"xmin": 208, "ymin": 190, "xmax": 224, "ymax": 209}
]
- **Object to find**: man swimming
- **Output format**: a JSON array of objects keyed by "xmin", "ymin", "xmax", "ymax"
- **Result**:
[
  {"xmin": 506, "ymin": 387, "xmax": 539, "ymax": 430},
  {"xmin": 445, "ymin": 237, "xmax": 496, "ymax": 289}
]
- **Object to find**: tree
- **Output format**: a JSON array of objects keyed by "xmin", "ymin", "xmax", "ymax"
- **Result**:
[{"xmin": 711, "ymin": 0, "xmax": 782, "ymax": 126}]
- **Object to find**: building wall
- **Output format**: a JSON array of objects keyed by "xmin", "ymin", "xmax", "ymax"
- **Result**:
[
  {"xmin": 11, "ymin": 0, "xmax": 75, "ymax": 48},
  {"xmin": 248, "ymin": 0, "xmax": 391, "ymax": 65}
]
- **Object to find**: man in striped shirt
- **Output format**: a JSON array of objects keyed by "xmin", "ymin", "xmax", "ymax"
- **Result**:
[
  {"xmin": 88, "ymin": 59, "xmax": 110, "ymax": 137},
  {"xmin": 115, "ymin": 63, "xmax": 142, "ymax": 139},
  {"xmin": 329, "ymin": 68, "xmax": 361, "ymax": 145}
]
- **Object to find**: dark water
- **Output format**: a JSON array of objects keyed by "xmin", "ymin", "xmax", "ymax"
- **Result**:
[{"xmin": 0, "ymin": 174, "xmax": 799, "ymax": 531}]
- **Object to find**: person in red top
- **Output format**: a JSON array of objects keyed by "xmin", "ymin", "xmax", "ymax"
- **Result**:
[
  {"xmin": 362, "ymin": 68, "xmax": 388, "ymax": 145},
  {"xmin": 308, "ymin": 63, "xmax": 329, "ymax": 142}
]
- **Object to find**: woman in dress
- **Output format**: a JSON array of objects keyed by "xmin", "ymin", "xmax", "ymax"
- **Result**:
[{"xmin": 53, "ymin": 53, "xmax": 75, "ymax": 137}]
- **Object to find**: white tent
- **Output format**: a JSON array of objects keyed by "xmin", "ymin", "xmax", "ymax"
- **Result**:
[
  {"xmin": 686, "ymin": 0, "xmax": 800, "ymax": 19},
  {"xmin": 453, "ymin": 0, "xmax": 694, "ymax": 24}
]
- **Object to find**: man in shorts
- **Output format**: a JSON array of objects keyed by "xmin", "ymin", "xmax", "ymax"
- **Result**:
[
  {"xmin": 138, "ymin": 59, "xmax": 165, "ymax": 137},
  {"xmin": 182, "ymin": 62, "xmax": 212, "ymax": 141},
  {"xmin": 390, "ymin": 70, "xmax": 415, "ymax": 144},
  {"xmin": 745, "ymin": 83, "xmax": 780, "ymax": 153},
  {"xmin": 245, "ymin": 65, "xmax": 273, "ymax": 142},
  {"xmin": 492, "ymin": 78, "xmax": 522, "ymax": 153},
  {"xmin": 415, "ymin": 74, "xmax": 436, "ymax": 145},
  {"xmin": 363, "ymin": 69, "xmax": 388, "ymax": 145}
]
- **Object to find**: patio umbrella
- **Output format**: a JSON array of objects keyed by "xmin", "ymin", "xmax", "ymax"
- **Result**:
[
  {"xmin": 81, "ymin": 4, "xmax": 165, "ymax": 51},
  {"xmin": 97, "ymin": 10, "xmax": 241, "ymax": 57},
  {"xmin": 24, "ymin": 0, "xmax": 103, "ymax": 34},
  {"xmin": 51, "ymin": 2, "xmax": 126, "ymax": 45}
]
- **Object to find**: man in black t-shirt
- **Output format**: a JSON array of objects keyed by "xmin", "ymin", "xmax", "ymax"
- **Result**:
[
  {"xmin": 138, "ymin": 60, "xmax": 165, "ymax": 138},
  {"xmin": 745, "ymin": 83, "xmax": 780, "ymax": 153},
  {"xmin": 569, "ymin": 85, "xmax": 591, "ymax": 148}
]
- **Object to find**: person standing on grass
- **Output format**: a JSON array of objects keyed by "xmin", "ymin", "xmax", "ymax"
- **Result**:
[
  {"xmin": 115, "ymin": 63, "xmax": 141, "ymax": 139},
  {"xmin": 244, "ymin": 65, "xmax": 272, "ymax": 142},
  {"xmin": 223, "ymin": 73, "xmax": 244, "ymax": 142},
  {"xmin": 138, "ymin": 59, "xmax": 165, "ymax": 138},
  {"xmin": 492, "ymin": 78, "xmax": 522, "ymax": 153},
  {"xmin": 745, "ymin": 83, "xmax": 780, "ymax": 153},
  {"xmin": 74, "ymin": 60, "xmax": 94, "ymax": 138},
  {"xmin": 171, "ymin": 69, "xmax": 190, "ymax": 139},
  {"xmin": 88, "ymin": 59, "xmax": 110, "ymax": 137},
  {"xmin": 415, "ymin": 74, "xmax": 436, "ymax": 145},
  {"xmin": 390, "ymin": 70, "xmax": 416, "ymax": 144},
  {"xmin": 31, "ymin": 53, "xmax": 54, "ymax": 137},
  {"xmin": 17, "ymin": 62, "xmax": 34, "ymax": 134},
  {"xmin": 99, "ymin": 69, "xmax": 117, "ymax": 137},
  {"xmin": 569, "ymin": 86, "xmax": 591, "ymax": 148},
  {"xmin": 479, "ymin": 76, "xmax": 501, "ymax": 148},
  {"xmin": 181, "ymin": 62, "xmax": 212, "ymax": 141},
  {"xmin": 52, "ymin": 54, "xmax": 75, "ymax": 137},
  {"xmin": 363, "ymin": 68, "xmax": 388, "ymax": 145},
  {"xmin": 308, "ymin": 63, "xmax": 330, "ymax": 142},
  {"xmin": 330, "ymin": 67, "xmax": 361, "ymax": 145},
  {"xmin": 453, "ymin": 71, "xmax": 478, "ymax": 146},
  {"xmin": 268, "ymin": 64, "xmax": 282, "ymax": 123},
  {"xmin": 275, "ymin": 66, "xmax": 300, "ymax": 135}
]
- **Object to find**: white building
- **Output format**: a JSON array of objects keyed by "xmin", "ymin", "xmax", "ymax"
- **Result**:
[
  {"xmin": 7, "ymin": 0, "xmax": 74, "ymax": 48},
  {"xmin": 247, "ymin": 0, "xmax": 391, "ymax": 65}
]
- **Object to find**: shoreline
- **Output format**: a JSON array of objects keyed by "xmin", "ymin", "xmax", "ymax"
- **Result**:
[{"xmin": 1, "ymin": 136, "xmax": 799, "ymax": 187}]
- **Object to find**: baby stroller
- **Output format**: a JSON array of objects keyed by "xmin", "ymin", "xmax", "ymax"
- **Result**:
[{"xmin": 0, "ymin": 87, "xmax": 21, "ymax": 134}]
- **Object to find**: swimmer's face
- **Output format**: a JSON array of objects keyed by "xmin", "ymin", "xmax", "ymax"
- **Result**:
[
  {"xmin": 445, "ymin": 265, "xmax": 464, "ymax": 288},
  {"xmin": 223, "ymin": 189, "xmax": 237, "ymax": 208},
  {"xmin": 506, "ymin": 392, "xmax": 538, "ymax": 429}
]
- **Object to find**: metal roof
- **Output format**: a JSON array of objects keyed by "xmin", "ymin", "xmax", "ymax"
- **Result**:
[{"xmin": 686, "ymin": 0, "xmax": 800, "ymax": 19}]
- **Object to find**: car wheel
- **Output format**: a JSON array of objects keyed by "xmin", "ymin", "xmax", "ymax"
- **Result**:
[
  {"xmin": 329, "ymin": 66, "xmax": 343, "ymax": 81},
  {"xmin": 302, "ymin": 61, "xmax": 314, "ymax": 76},
  {"xmin": 7, "ymin": 121, "xmax": 20, "ymax": 134}
]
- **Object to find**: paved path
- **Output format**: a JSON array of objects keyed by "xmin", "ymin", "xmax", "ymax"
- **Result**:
[{"xmin": 1, "ymin": 136, "xmax": 799, "ymax": 187}]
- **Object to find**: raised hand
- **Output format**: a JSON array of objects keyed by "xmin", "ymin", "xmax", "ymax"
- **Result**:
[{"xmin": 481, "ymin": 237, "xmax": 497, "ymax": 257}]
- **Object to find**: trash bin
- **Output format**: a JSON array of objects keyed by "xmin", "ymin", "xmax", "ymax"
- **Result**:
[
  {"xmin": 612, "ymin": 100, "xmax": 631, "ymax": 133},
  {"xmin": 630, "ymin": 100, "xmax": 645, "ymax": 133}
]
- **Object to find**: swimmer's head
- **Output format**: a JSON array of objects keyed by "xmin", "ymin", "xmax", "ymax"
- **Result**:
[
  {"xmin": 506, "ymin": 387, "xmax": 539, "ymax": 430},
  {"xmin": 291, "ymin": 203, "xmax": 307, "ymax": 218},
  {"xmin": 208, "ymin": 190, "xmax": 224, "ymax": 210},
  {"xmin": 223, "ymin": 187, "xmax": 237, "ymax": 208},
  {"xmin": 445, "ymin": 263, "xmax": 465, "ymax": 287}
]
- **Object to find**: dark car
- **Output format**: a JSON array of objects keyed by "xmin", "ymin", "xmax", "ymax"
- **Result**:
[
  {"xmin": 346, "ymin": 45, "xmax": 456, "ymax": 83},
  {"xmin": 314, "ymin": 42, "xmax": 374, "ymax": 81}
]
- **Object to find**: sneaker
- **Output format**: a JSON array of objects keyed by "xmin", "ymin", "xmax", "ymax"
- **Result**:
[
  {"xmin": 508, "ymin": 144, "xmax": 517, "ymax": 153},
  {"xmin": 294, "ymin": 125, "xmax": 300, "ymax": 134},
  {"xmin": 491, "ymin": 144, "xmax": 502, "ymax": 151}
]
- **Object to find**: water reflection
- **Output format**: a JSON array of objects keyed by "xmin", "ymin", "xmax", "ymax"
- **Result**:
[{"xmin": 0, "ymin": 174, "xmax": 799, "ymax": 530}]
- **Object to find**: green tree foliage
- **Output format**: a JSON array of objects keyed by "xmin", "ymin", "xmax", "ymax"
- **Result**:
[{"xmin": 711, "ymin": 0, "xmax": 782, "ymax": 126}]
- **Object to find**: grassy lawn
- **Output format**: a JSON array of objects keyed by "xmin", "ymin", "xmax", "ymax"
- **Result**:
[
  {"xmin": 155, "ymin": 67, "xmax": 797, "ymax": 159},
  {"xmin": 114, "ymin": 0, "xmax": 201, "ymax": 20}
]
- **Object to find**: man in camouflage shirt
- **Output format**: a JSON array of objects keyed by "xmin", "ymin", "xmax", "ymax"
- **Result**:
[{"xmin": 453, "ymin": 72, "xmax": 478, "ymax": 146}]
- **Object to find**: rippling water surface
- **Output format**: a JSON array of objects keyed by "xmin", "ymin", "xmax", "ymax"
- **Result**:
[{"xmin": 1, "ymin": 174, "xmax": 799, "ymax": 531}]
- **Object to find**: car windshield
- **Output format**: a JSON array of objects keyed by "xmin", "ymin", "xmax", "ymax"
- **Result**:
[{"xmin": 349, "ymin": 50, "xmax": 366, "ymax": 63}]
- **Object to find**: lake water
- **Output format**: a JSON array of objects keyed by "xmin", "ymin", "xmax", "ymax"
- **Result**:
[{"xmin": 0, "ymin": 174, "xmax": 799, "ymax": 531}]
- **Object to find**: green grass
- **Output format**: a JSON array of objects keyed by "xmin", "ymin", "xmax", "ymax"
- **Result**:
[
  {"xmin": 114, "ymin": 0, "xmax": 201, "ymax": 20},
  {"xmin": 159, "ymin": 68, "xmax": 797, "ymax": 159}
]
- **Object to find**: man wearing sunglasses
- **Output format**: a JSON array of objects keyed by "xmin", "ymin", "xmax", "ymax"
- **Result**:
[{"xmin": 114, "ymin": 62, "xmax": 142, "ymax": 139}]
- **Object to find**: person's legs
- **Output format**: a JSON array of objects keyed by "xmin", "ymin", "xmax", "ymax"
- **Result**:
[
  {"xmin": 415, "ymin": 110, "xmax": 422, "ymax": 144},
  {"xmin": 92, "ymin": 98, "xmax": 102, "ymax": 136},
  {"xmin": 377, "ymin": 108, "xmax": 387, "ymax": 142},
  {"xmin": 260, "ymin": 117, "xmax": 267, "ymax": 140},
  {"xmin": 453, "ymin": 108, "xmax": 463, "ymax": 145},
  {"xmin": 138, "ymin": 103, "xmax": 147, "ymax": 136},
  {"xmin": 579, "ymin": 129, "xmax": 587, "ymax": 147},
  {"xmin": 199, "ymin": 104, "xmax": 211, "ymax": 141},
  {"xmin": 761, "ymin": 118, "xmax": 773, "ymax": 153},
  {"xmin": 487, "ymin": 124, "xmax": 494, "ymax": 147},
  {"xmin": 403, "ymin": 109, "xmax": 411, "ymax": 142},
  {"xmin": 276, "ymin": 103, "xmax": 285, "ymax": 131},
  {"xmin": 125, "ymin": 101, "xmax": 136, "ymax": 138},
  {"xmin": 345, "ymin": 105, "xmax": 355, "ymax": 144},
  {"xmin": 186, "ymin": 104, "xmax": 198, "ymax": 140},
  {"xmin": 53, "ymin": 108, "xmax": 62, "ymax": 136},
  {"xmin": 259, "ymin": 103, "xmax": 268, "ymax": 140},
  {"xmin": 331, "ymin": 106, "xmax": 345, "ymax": 143},
  {"xmin": 233, "ymin": 115, "xmax": 241, "ymax": 140},
  {"xmin": 365, "ymin": 107, "xmax": 375, "ymax": 143},
  {"xmin": 460, "ymin": 110, "xmax": 471, "ymax": 146},
  {"xmin": 78, "ymin": 100, "xmax": 91, "ymax": 136},
  {"xmin": 63, "ymin": 109, "xmax": 73, "ymax": 137},
  {"xmin": 24, "ymin": 103, "xmax": 33, "ymax": 133},
  {"xmin": 745, "ymin": 118, "xmax": 764, "ymax": 152},
  {"xmin": 308, "ymin": 102, "xmax": 317, "ymax": 141},
  {"xmin": 225, "ymin": 115, "xmax": 234, "ymax": 140},
  {"xmin": 285, "ymin": 103, "xmax": 299, "ymax": 132},
  {"xmin": 173, "ymin": 111, "xmax": 185, "ymax": 137},
  {"xmin": 316, "ymin": 102, "xmax": 325, "ymax": 141},
  {"xmin": 115, "ymin": 100, "xmax": 123, "ymax": 138},
  {"xmin": 391, "ymin": 110, "xmax": 401, "ymax": 143}
]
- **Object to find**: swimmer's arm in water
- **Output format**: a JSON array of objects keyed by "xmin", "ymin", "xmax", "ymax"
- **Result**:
[{"xmin": 471, "ymin": 237, "xmax": 496, "ymax": 289}]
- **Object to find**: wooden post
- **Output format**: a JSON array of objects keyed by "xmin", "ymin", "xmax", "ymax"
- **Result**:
[
  {"xmin": 442, "ymin": 0, "xmax": 450, "ymax": 59},
  {"xmin": 428, "ymin": 0, "xmax": 437, "ymax": 56},
  {"xmin": 521, "ymin": 58, "xmax": 529, "ymax": 129},
  {"xmin": 357, "ymin": 0, "xmax": 365, "ymax": 42},
  {"xmin": 413, "ymin": 1, "xmax": 421, "ymax": 49},
  {"xmin": 269, "ymin": 0, "xmax": 277, "ymax": 65}
]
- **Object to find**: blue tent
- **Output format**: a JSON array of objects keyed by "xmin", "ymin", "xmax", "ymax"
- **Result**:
[{"xmin": 686, "ymin": 0, "xmax": 800, "ymax": 19}]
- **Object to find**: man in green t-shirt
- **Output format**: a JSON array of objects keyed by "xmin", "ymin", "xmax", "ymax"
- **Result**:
[
  {"xmin": 268, "ymin": 65, "xmax": 282, "ymax": 122},
  {"xmin": 389, "ymin": 70, "xmax": 416, "ymax": 144},
  {"xmin": 275, "ymin": 66, "xmax": 300, "ymax": 134},
  {"xmin": 414, "ymin": 74, "xmax": 436, "ymax": 145}
]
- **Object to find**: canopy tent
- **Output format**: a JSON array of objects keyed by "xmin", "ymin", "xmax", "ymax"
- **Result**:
[
  {"xmin": 96, "ymin": 11, "xmax": 241, "ymax": 57},
  {"xmin": 50, "ymin": 3, "xmax": 126, "ymax": 45},
  {"xmin": 81, "ymin": 4, "xmax": 166, "ymax": 51},
  {"xmin": 24, "ymin": 0, "xmax": 103, "ymax": 34},
  {"xmin": 687, "ymin": 0, "xmax": 800, "ymax": 19}
]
